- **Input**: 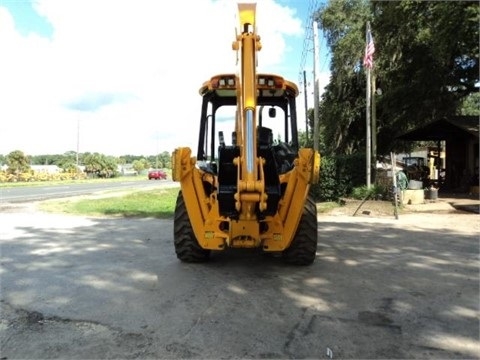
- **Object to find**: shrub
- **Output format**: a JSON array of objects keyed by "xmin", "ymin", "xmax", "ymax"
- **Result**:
[
  {"xmin": 17, "ymin": 172, "xmax": 34, "ymax": 182},
  {"xmin": 311, "ymin": 153, "xmax": 367, "ymax": 202},
  {"xmin": 311, "ymin": 156, "xmax": 342, "ymax": 202},
  {"xmin": 0, "ymin": 170, "xmax": 88, "ymax": 183},
  {"xmin": 350, "ymin": 184, "xmax": 387, "ymax": 200}
]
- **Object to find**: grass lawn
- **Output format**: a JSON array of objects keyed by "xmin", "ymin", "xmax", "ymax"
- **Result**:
[
  {"xmin": 37, "ymin": 182, "xmax": 346, "ymax": 219},
  {"xmin": 39, "ymin": 186, "xmax": 179, "ymax": 219}
]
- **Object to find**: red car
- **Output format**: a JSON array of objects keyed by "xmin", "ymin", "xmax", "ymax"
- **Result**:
[{"xmin": 148, "ymin": 169, "xmax": 167, "ymax": 180}]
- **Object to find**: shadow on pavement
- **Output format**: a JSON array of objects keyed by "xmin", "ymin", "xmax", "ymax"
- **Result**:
[{"xmin": 0, "ymin": 207, "xmax": 479, "ymax": 359}]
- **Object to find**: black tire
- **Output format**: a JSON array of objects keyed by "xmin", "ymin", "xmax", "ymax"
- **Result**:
[
  {"xmin": 282, "ymin": 195, "xmax": 318, "ymax": 265},
  {"xmin": 173, "ymin": 190, "xmax": 210, "ymax": 262}
]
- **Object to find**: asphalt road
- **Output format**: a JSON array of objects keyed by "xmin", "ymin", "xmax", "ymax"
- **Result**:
[
  {"xmin": 1, "ymin": 201, "xmax": 479, "ymax": 359},
  {"xmin": 0, "ymin": 179, "xmax": 174, "ymax": 203}
]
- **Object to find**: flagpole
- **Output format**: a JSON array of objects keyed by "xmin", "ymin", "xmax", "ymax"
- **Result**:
[
  {"xmin": 365, "ymin": 22, "xmax": 372, "ymax": 189},
  {"xmin": 366, "ymin": 67, "xmax": 371, "ymax": 189},
  {"xmin": 372, "ymin": 73, "xmax": 377, "ymax": 181}
]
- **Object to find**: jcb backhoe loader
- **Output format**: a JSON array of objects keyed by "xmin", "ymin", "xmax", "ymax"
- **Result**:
[{"xmin": 171, "ymin": 3, "xmax": 320, "ymax": 265}]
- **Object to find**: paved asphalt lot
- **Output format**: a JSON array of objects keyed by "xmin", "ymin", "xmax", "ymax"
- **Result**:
[{"xmin": 0, "ymin": 201, "xmax": 479, "ymax": 359}]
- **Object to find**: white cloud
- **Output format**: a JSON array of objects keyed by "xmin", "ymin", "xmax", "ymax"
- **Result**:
[{"xmin": 0, "ymin": 0, "xmax": 328, "ymax": 157}]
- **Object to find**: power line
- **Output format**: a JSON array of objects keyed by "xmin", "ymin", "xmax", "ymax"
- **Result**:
[
  {"xmin": 299, "ymin": 0, "xmax": 324, "ymax": 86},
  {"xmin": 298, "ymin": 0, "xmax": 316, "ymax": 84}
]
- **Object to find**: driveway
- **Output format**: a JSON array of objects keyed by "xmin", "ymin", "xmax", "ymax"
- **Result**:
[{"xmin": 1, "ymin": 201, "xmax": 479, "ymax": 359}]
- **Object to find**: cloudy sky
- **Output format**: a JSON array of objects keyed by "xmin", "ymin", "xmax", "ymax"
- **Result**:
[{"xmin": 0, "ymin": 0, "xmax": 330, "ymax": 157}]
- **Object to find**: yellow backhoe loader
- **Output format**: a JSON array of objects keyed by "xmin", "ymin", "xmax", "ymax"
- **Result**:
[{"xmin": 171, "ymin": 3, "xmax": 320, "ymax": 265}]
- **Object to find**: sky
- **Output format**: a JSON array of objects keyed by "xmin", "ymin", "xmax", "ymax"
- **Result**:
[{"xmin": 0, "ymin": 0, "xmax": 331, "ymax": 157}]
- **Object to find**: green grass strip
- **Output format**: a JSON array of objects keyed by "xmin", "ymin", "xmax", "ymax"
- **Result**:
[{"xmin": 39, "ymin": 187, "xmax": 179, "ymax": 219}]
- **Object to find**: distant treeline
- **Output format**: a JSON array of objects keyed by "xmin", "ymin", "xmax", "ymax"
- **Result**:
[{"xmin": 0, "ymin": 151, "xmax": 172, "ymax": 169}]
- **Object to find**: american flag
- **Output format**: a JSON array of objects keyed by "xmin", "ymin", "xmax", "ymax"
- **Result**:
[{"xmin": 363, "ymin": 25, "xmax": 375, "ymax": 70}]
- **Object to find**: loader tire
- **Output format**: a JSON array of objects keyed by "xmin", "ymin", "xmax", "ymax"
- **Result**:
[
  {"xmin": 173, "ymin": 191, "xmax": 210, "ymax": 262},
  {"xmin": 282, "ymin": 195, "xmax": 318, "ymax": 265}
]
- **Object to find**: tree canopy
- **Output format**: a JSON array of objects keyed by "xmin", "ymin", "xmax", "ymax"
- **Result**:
[
  {"xmin": 316, "ymin": 0, "xmax": 479, "ymax": 156},
  {"xmin": 5, "ymin": 150, "xmax": 30, "ymax": 175}
]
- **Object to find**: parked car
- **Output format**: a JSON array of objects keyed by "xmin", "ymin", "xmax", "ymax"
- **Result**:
[{"xmin": 148, "ymin": 169, "xmax": 167, "ymax": 180}]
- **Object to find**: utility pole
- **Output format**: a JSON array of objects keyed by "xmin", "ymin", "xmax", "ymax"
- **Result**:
[
  {"xmin": 298, "ymin": 0, "xmax": 321, "ymax": 148},
  {"xmin": 313, "ymin": 20, "xmax": 320, "ymax": 152},
  {"xmin": 76, "ymin": 117, "xmax": 80, "ymax": 170},
  {"xmin": 303, "ymin": 70, "xmax": 308, "ymax": 140},
  {"xmin": 156, "ymin": 132, "xmax": 159, "ymax": 169}
]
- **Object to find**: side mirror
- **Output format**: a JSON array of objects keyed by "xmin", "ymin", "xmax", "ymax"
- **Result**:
[{"xmin": 268, "ymin": 107, "xmax": 276, "ymax": 118}]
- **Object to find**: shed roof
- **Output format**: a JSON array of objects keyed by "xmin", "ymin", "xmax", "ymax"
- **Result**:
[{"xmin": 397, "ymin": 116, "xmax": 479, "ymax": 141}]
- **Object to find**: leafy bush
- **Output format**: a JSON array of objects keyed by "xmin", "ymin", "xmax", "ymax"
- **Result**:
[
  {"xmin": 0, "ymin": 172, "xmax": 16, "ymax": 182},
  {"xmin": 311, "ymin": 152, "xmax": 388, "ymax": 202},
  {"xmin": 335, "ymin": 152, "xmax": 367, "ymax": 193},
  {"xmin": 350, "ymin": 184, "xmax": 388, "ymax": 200},
  {"xmin": 311, "ymin": 156, "xmax": 343, "ymax": 202},
  {"xmin": 0, "ymin": 170, "xmax": 87, "ymax": 183}
]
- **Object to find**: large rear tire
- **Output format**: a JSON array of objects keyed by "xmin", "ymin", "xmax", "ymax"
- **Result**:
[
  {"xmin": 173, "ymin": 190, "xmax": 211, "ymax": 262},
  {"xmin": 282, "ymin": 195, "xmax": 318, "ymax": 265}
]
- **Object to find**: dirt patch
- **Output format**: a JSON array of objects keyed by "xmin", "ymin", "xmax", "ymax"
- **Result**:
[{"xmin": 321, "ymin": 197, "xmax": 478, "ymax": 218}]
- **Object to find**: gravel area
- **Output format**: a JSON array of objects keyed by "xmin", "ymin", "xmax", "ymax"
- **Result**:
[{"xmin": 1, "ymin": 194, "xmax": 478, "ymax": 359}]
